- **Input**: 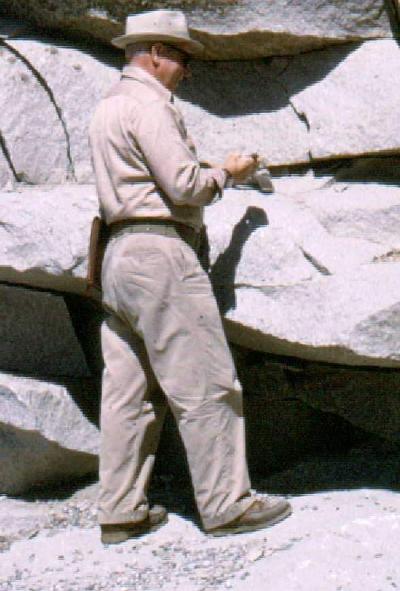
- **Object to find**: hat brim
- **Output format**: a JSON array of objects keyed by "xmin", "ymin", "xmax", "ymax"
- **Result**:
[{"xmin": 111, "ymin": 32, "xmax": 204, "ymax": 56}]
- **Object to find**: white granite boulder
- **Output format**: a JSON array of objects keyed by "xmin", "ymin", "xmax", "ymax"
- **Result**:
[
  {"xmin": 0, "ymin": 38, "xmax": 309, "ymax": 174},
  {"xmin": 189, "ymin": 0, "xmax": 394, "ymax": 59},
  {"xmin": 0, "ymin": 184, "xmax": 98, "ymax": 292},
  {"xmin": 2, "ymin": 179, "xmax": 400, "ymax": 367},
  {"xmin": 4, "ymin": 1, "xmax": 393, "ymax": 59},
  {"xmin": 0, "ymin": 42, "xmax": 69, "ymax": 185},
  {"xmin": 1, "ymin": 39, "xmax": 400, "ymax": 182},
  {"xmin": 204, "ymin": 183, "xmax": 400, "ymax": 367},
  {"xmin": 179, "ymin": 39, "xmax": 400, "ymax": 165},
  {"xmin": 0, "ymin": 373, "xmax": 99, "ymax": 495},
  {"xmin": 292, "ymin": 182, "xmax": 400, "ymax": 254},
  {"xmin": 0, "ymin": 39, "xmax": 117, "ymax": 185},
  {"xmin": 176, "ymin": 60, "xmax": 310, "ymax": 166},
  {"xmin": 280, "ymin": 40, "xmax": 400, "ymax": 162}
]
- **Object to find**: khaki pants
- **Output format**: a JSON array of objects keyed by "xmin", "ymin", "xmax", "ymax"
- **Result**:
[{"xmin": 99, "ymin": 229, "xmax": 253, "ymax": 529}]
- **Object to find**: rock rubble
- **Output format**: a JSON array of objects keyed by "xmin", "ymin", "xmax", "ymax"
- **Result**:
[{"xmin": 1, "ymin": 454, "xmax": 400, "ymax": 591}]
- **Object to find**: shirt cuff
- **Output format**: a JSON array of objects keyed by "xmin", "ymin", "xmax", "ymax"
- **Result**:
[{"xmin": 209, "ymin": 168, "xmax": 228, "ymax": 203}]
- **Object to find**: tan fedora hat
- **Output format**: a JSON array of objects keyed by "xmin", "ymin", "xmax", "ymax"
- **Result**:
[{"xmin": 112, "ymin": 10, "xmax": 204, "ymax": 56}]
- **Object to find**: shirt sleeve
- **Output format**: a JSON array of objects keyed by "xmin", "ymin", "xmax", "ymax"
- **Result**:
[{"xmin": 132, "ymin": 99, "xmax": 225, "ymax": 207}]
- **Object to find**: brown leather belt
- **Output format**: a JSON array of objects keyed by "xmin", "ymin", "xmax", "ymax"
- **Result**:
[{"xmin": 109, "ymin": 218, "xmax": 202, "ymax": 252}]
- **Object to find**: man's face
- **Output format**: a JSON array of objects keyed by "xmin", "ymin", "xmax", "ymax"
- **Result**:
[{"xmin": 155, "ymin": 44, "xmax": 191, "ymax": 91}]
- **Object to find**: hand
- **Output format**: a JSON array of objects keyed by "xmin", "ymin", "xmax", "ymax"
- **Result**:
[{"xmin": 222, "ymin": 152, "xmax": 259, "ymax": 183}]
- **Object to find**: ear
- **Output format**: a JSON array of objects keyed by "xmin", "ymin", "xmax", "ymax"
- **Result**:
[{"xmin": 151, "ymin": 43, "xmax": 163, "ymax": 67}]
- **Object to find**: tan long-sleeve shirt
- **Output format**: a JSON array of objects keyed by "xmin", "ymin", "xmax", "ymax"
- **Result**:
[{"xmin": 89, "ymin": 65, "xmax": 225, "ymax": 230}]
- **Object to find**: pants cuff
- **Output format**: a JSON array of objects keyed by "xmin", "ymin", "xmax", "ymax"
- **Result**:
[
  {"xmin": 202, "ymin": 495, "xmax": 255, "ymax": 530},
  {"xmin": 98, "ymin": 504, "xmax": 149, "ymax": 525}
]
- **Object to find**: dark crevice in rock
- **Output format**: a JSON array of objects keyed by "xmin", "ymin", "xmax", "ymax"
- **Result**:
[
  {"xmin": 272, "ymin": 75, "xmax": 311, "ymax": 159},
  {"xmin": 1, "ymin": 39, "xmax": 76, "ymax": 181},
  {"xmin": 385, "ymin": 0, "xmax": 400, "ymax": 37},
  {"xmin": 276, "ymin": 65, "xmax": 311, "ymax": 132},
  {"xmin": 299, "ymin": 247, "xmax": 331, "ymax": 276},
  {"xmin": 289, "ymin": 100, "xmax": 311, "ymax": 132},
  {"xmin": 393, "ymin": 0, "xmax": 400, "ymax": 21},
  {"xmin": 0, "ymin": 128, "xmax": 20, "ymax": 182},
  {"xmin": 269, "ymin": 152, "xmax": 400, "ymax": 178}
]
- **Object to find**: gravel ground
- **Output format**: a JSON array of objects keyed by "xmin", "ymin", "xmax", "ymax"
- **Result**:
[{"xmin": 1, "ymin": 446, "xmax": 399, "ymax": 591}]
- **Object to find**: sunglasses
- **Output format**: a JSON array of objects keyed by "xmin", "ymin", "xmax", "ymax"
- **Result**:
[{"xmin": 161, "ymin": 44, "xmax": 191, "ymax": 68}]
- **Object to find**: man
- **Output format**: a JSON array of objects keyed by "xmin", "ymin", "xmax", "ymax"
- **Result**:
[{"xmin": 89, "ymin": 9, "xmax": 292, "ymax": 544}]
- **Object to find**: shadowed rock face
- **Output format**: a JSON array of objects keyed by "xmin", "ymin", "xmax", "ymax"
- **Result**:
[
  {"xmin": 235, "ymin": 346, "xmax": 400, "ymax": 446},
  {"xmin": 2, "ymin": 0, "xmax": 394, "ymax": 59},
  {"xmin": 0, "ymin": 285, "xmax": 90, "ymax": 377},
  {"xmin": 291, "ymin": 364, "xmax": 400, "ymax": 444},
  {"xmin": 178, "ymin": 40, "xmax": 400, "ymax": 164},
  {"xmin": 0, "ymin": 374, "xmax": 99, "ymax": 495}
]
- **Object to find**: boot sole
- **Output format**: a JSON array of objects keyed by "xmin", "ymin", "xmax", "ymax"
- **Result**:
[
  {"xmin": 101, "ymin": 514, "xmax": 168, "ymax": 545},
  {"xmin": 207, "ymin": 504, "xmax": 292, "ymax": 537}
]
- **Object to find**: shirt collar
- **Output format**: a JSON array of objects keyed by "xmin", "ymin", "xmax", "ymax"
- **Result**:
[{"xmin": 121, "ymin": 65, "xmax": 173, "ymax": 102}]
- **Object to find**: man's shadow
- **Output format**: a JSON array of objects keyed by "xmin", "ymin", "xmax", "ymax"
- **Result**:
[{"xmin": 202, "ymin": 206, "xmax": 269, "ymax": 314}]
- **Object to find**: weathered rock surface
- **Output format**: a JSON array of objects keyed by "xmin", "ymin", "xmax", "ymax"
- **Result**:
[
  {"xmin": 224, "ymin": 265, "xmax": 400, "ymax": 367},
  {"xmin": 0, "ymin": 284, "xmax": 90, "ymax": 377},
  {"xmin": 280, "ymin": 40, "xmax": 400, "ymax": 162},
  {"xmin": 0, "ymin": 373, "xmax": 99, "ymax": 495},
  {"xmin": 0, "ymin": 37, "xmax": 309, "ymax": 173},
  {"xmin": 0, "ymin": 184, "xmax": 98, "ymax": 292},
  {"xmin": 205, "ymin": 184, "xmax": 400, "ymax": 367},
  {"xmin": 0, "ymin": 41, "xmax": 69, "ymax": 185},
  {"xmin": 2, "ymin": 178, "xmax": 400, "ymax": 368},
  {"xmin": 0, "ymin": 39, "xmax": 118, "ymax": 185},
  {"xmin": 180, "ymin": 39, "xmax": 400, "ymax": 165},
  {"xmin": 0, "ymin": 39, "xmax": 399, "ymax": 180},
  {"xmin": 189, "ymin": 0, "xmax": 394, "ymax": 59},
  {"xmin": 292, "ymin": 183, "xmax": 400, "ymax": 253},
  {"xmin": 207, "ymin": 186, "xmax": 388, "ymax": 281},
  {"xmin": 3, "ymin": 0, "xmax": 393, "ymax": 59},
  {"xmin": 177, "ymin": 60, "xmax": 309, "ymax": 166}
]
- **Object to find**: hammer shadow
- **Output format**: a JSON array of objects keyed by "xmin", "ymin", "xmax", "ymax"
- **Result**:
[{"xmin": 206, "ymin": 206, "xmax": 269, "ymax": 315}]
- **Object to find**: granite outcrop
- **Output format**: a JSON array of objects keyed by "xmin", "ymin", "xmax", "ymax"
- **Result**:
[{"xmin": 0, "ymin": 6, "xmax": 399, "ymax": 493}]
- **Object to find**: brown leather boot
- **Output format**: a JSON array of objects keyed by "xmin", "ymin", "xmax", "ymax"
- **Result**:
[
  {"xmin": 100, "ymin": 505, "xmax": 168, "ymax": 544},
  {"xmin": 206, "ymin": 496, "xmax": 292, "ymax": 536}
]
